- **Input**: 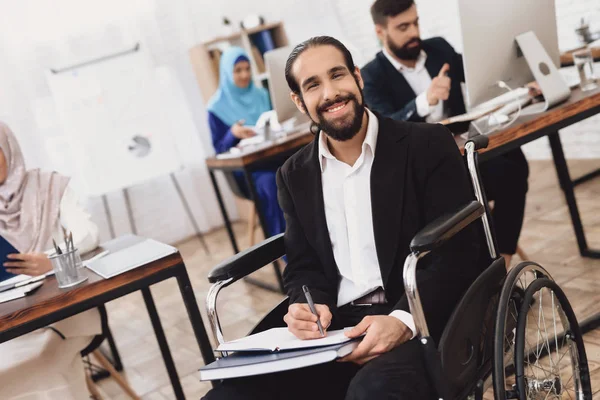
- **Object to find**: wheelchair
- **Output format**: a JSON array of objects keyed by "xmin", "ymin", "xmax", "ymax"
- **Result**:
[{"xmin": 205, "ymin": 135, "xmax": 592, "ymax": 399}]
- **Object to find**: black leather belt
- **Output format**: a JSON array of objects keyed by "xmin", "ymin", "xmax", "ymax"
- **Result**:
[{"xmin": 351, "ymin": 288, "xmax": 387, "ymax": 306}]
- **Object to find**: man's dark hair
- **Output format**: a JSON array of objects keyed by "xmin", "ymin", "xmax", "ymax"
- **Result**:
[
  {"xmin": 285, "ymin": 36, "xmax": 356, "ymax": 95},
  {"xmin": 370, "ymin": 0, "xmax": 415, "ymax": 26}
]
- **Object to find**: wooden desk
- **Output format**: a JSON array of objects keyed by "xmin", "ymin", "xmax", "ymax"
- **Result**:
[
  {"xmin": 205, "ymin": 131, "xmax": 313, "ymax": 171},
  {"xmin": 560, "ymin": 46, "xmax": 600, "ymax": 66},
  {"xmin": 206, "ymin": 86, "xmax": 600, "ymax": 263},
  {"xmin": 205, "ymin": 131, "xmax": 313, "ymax": 293},
  {"xmin": 456, "ymin": 86, "xmax": 600, "ymax": 258},
  {"xmin": 0, "ymin": 235, "xmax": 215, "ymax": 400}
]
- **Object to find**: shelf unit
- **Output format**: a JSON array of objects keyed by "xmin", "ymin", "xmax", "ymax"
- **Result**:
[{"xmin": 189, "ymin": 22, "xmax": 289, "ymax": 103}]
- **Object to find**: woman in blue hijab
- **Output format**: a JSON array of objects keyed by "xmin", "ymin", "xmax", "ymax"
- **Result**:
[{"xmin": 207, "ymin": 47, "xmax": 285, "ymax": 237}]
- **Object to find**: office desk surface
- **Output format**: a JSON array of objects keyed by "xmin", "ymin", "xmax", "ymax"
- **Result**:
[
  {"xmin": 455, "ymin": 86, "xmax": 600, "ymax": 158},
  {"xmin": 206, "ymin": 87, "xmax": 599, "ymax": 170},
  {"xmin": 0, "ymin": 235, "xmax": 183, "ymax": 341},
  {"xmin": 205, "ymin": 130, "xmax": 313, "ymax": 170},
  {"xmin": 560, "ymin": 46, "xmax": 600, "ymax": 66}
]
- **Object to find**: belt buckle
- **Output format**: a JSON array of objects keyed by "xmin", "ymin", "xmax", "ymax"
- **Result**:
[{"xmin": 350, "ymin": 300, "xmax": 373, "ymax": 307}]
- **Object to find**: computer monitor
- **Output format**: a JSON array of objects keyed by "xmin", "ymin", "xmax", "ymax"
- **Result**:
[
  {"xmin": 458, "ymin": 0, "xmax": 566, "ymax": 109},
  {"xmin": 264, "ymin": 46, "xmax": 306, "ymax": 124}
]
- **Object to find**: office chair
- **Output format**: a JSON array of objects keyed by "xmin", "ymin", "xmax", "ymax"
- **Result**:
[
  {"xmin": 223, "ymin": 172, "xmax": 260, "ymax": 246},
  {"xmin": 205, "ymin": 135, "xmax": 591, "ymax": 399}
]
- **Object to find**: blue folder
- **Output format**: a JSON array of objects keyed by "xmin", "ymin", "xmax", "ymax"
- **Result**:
[{"xmin": 0, "ymin": 236, "xmax": 19, "ymax": 283}]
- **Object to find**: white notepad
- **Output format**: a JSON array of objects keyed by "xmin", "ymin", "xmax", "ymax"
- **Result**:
[
  {"xmin": 85, "ymin": 238, "xmax": 177, "ymax": 279},
  {"xmin": 0, "ymin": 281, "xmax": 44, "ymax": 304},
  {"xmin": 217, "ymin": 327, "xmax": 355, "ymax": 352}
]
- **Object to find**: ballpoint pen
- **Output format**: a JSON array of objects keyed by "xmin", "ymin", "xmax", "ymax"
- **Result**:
[
  {"xmin": 302, "ymin": 285, "xmax": 325, "ymax": 336},
  {"xmin": 52, "ymin": 239, "xmax": 63, "ymax": 255}
]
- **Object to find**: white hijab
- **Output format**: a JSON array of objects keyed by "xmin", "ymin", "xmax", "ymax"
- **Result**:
[{"xmin": 0, "ymin": 122, "xmax": 70, "ymax": 252}]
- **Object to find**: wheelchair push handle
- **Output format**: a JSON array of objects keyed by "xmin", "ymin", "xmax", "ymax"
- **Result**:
[{"xmin": 466, "ymin": 134, "xmax": 489, "ymax": 151}]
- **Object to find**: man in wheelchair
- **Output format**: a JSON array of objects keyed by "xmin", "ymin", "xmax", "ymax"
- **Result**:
[{"xmin": 203, "ymin": 36, "xmax": 484, "ymax": 400}]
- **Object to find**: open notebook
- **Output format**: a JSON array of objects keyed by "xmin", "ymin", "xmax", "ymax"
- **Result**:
[{"xmin": 216, "ymin": 327, "xmax": 355, "ymax": 352}]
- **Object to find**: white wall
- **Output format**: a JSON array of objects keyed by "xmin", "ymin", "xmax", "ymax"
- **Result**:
[
  {"xmin": 1, "ymin": 0, "xmax": 597, "ymax": 245},
  {"xmin": 0, "ymin": 0, "xmax": 344, "ymax": 245},
  {"xmin": 334, "ymin": 0, "xmax": 600, "ymax": 160}
]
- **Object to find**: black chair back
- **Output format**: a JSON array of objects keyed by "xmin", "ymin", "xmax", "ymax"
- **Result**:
[
  {"xmin": 224, "ymin": 172, "xmax": 251, "ymax": 201},
  {"xmin": 80, "ymin": 305, "xmax": 109, "ymax": 357},
  {"xmin": 438, "ymin": 257, "xmax": 506, "ymax": 399}
]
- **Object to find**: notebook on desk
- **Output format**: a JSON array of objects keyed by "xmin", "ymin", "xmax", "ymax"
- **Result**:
[{"xmin": 85, "ymin": 238, "xmax": 177, "ymax": 279}]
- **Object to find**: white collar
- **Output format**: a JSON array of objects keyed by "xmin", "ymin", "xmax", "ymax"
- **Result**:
[
  {"xmin": 318, "ymin": 108, "xmax": 379, "ymax": 172},
  {"xmin": 382, "ymin": 47, "xmax": 427, "ymax": 73}
]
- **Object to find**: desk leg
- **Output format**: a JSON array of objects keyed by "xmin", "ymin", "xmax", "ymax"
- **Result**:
[
  {"xmin": 548, "ymin": 132, "xmax": 600, "ymax": 259},
  {"xmin": 243, "ymin": 168, "xmax": 285, "ymax": 293},
  {"xmin": 175, "ymin": 264, "xmax": 216, "ymax": 367},
  {"xmin": 141, "ymin": 287, "xmax": 185, "ymax": 400},
  {"xmin": 209, "ymin": 170, "xmax": 239, "ymax": 254},
  {"xmin": 171, "ymin": 173, "xmax": 210, "ymax": 255}
]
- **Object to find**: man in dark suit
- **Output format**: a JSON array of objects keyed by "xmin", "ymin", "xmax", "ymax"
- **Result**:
[
  {"xmin": 202, "ymin": 35, "xmax": 481, "ymax": 400},
  {"xmin": 362, "ymin": 0, "xmax": 529, "ymax": 266}
]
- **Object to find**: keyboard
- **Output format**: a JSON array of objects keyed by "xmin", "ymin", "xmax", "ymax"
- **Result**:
[
  {"xmin": 475, "ymin": 87, "xmax": 530, "ymax": 110},
  {"xmin": 440, "ymin": 87, "xmax": 531, "ymax": 126}
]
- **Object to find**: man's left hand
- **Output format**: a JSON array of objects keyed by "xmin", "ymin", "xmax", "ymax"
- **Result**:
[{"xmin": 338, "ymin": 315, "xmax": 412, "ymax": 365}]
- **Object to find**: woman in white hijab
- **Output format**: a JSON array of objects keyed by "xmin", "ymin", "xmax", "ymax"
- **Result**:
[{"xmin": 0, "ymin": 122, "xmax": 102, "ymax": 400}]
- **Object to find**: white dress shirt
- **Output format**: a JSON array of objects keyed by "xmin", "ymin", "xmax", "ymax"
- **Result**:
[
  {"xmin": 382, "ymin": 48, "xmax": 446, "ymax": 123},
  {"xmin": 318, "ymin": 108, "xmax": 416, "ymax": 338},
  {"xmin": 52, "ymin": 185, "xmax": 100, "ymax": 254}
]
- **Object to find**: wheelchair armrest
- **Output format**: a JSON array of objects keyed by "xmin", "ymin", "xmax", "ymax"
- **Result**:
[
  {"xmin": 207, "ymin": 233, "xmax": 285, "ymax": 284},
  {"xmin": 410, "ymin": 201, "xmax": 484, "ymax": 253},
  {"xmin": 466, "ymin": 134, "xmax": 489, "ymax": 151}
]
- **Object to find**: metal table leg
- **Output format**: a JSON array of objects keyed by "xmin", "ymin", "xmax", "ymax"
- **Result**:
[
  {"xmin": 243, "ymin": 169, "xmax": 285, "ymax": 293},
  {"xmin": 175, "ymin": 265, "xmax": 216, "ymax": 368},
  {"xmin": 209, "ymin": 170, "xmax": 239, "ymax": 254},
  {"xmin": 141, "ymin": 287, "xmax": 185, "ymax": 400},
  {"xmin": 572, "ymin": 167, "xmax": 600, "ymax": 187},
  {"xmin": 548, "ymin": 132, "xmax": 600, "ymax": 259},
  {"xmin": 170, "ymin": 173, "xmax": 210, "ymax": 255},
  {"xmin": 123, "ymin": 188, "xmax": 138, "ymax": 235}
]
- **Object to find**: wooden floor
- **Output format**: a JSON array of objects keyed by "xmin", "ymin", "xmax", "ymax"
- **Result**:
[{"xmin": 95, "ymin": 159, "xmax": 600, "ymax": 400}]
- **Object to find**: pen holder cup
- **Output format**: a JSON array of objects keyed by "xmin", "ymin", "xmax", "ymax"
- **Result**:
[{"xmin": 49, "ymin": 248, "xmax": 88, "ymax": 288}]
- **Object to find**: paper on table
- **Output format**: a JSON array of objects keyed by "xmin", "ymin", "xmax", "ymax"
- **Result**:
[
  {"xmin": 0, "ymin": 281, "xmax": 43, "ymax": 304},
  {"xmin": 217, "ymin": 328, "xmax": 355, "ymax": 352}
]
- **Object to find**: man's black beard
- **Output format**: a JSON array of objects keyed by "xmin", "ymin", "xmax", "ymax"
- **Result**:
[
  {"xmin": 302, "ymin": 88, "xmax": 366, "ymax": 142},
  {"xmin": 389, "ymin": 36, "xmax": 422, "ymax": 61}
]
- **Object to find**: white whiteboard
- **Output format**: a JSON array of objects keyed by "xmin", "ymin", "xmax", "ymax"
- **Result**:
[{"xmin": 46, "ymin": 46, "xmax": 186, "ymax": 196}]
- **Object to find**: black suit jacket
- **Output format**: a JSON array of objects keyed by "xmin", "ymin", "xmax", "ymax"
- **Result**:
[
  {"xmin": 361, "ymin": 37, "xmax": 466, "ymax": 123},
  {"xmin": 276, "ymin": 114, "xmax": 481, "ymax": 341}
]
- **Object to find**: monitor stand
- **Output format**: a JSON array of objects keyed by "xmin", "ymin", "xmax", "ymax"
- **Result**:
[{"xmin": 515, "ymin": 31, "xmax": 571, "ymax": 115}]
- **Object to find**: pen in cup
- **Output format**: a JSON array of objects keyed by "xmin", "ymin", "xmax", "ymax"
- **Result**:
[{"xmin": 302, "ymin": 285, "xmax": 325, "ymax": 337}]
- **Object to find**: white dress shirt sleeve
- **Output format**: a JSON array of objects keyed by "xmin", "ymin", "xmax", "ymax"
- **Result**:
[
  {"xmin": 415, "ymin": 92, "xmax": 432, "ymax": 118},
  {"xmin": 58, "ymin": 185, "xmax": 100, "ymax": 254},
  {"xmin": 389, "ymin": 310, "xmax": 417, "ymax": 339}
]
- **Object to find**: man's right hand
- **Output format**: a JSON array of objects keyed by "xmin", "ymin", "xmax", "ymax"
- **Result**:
[
  {"xmin": 426, "ymin": 63, "xmax": 451, "ymax": 106},
  {"xmin": 284, "ymin": 303, "xmax": 332, "ymax": 340},
  {"xmin": 231, "ymin": 120, "xmax": 257, "ymax": 139}
]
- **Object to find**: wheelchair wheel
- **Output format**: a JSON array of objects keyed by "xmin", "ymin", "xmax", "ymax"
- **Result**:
[
  {"xmin": 514, "ymin": 278, "xmax": 591, "ymax": 399},
  {"xmin": 493, "ymin": 262, "xmax": 552, "ymax": 399}
]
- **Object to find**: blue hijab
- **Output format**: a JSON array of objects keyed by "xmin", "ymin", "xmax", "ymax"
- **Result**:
[{"xmin": 207, "ymin": 47, "xmax": 271, "ymax": 127}]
